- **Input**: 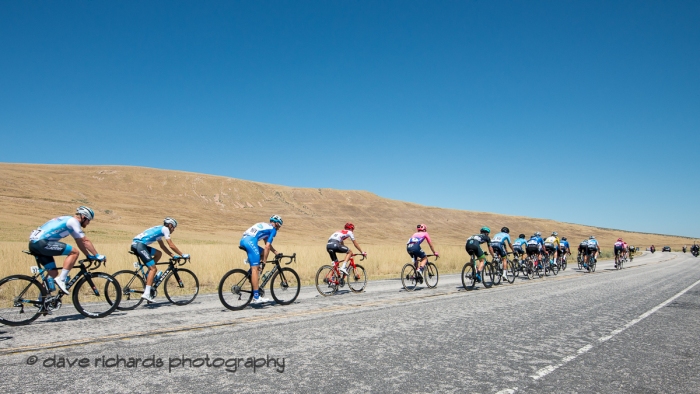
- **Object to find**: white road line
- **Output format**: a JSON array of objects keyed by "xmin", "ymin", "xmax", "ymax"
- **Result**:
[{"xmin": 529, "ymin": 277, "xmax": 700, "ymax": 381}]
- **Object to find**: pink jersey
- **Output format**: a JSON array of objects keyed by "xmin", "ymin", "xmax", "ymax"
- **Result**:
[
  {"xmin": 615, "ymin": 241, "xmax": 624, "ymax": 247},
  {"xmin": 407, "ymin": 232, "xmax": 432, "ymax": 246}
]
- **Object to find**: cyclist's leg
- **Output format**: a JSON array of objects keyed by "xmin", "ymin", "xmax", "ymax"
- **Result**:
[{"xmin": 30, "ymin": 240, "xmax": 73, "ymax": 282}]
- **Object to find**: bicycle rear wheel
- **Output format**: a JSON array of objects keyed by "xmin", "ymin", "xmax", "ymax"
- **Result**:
[
  {"xmin": 315, "ymin": 265, "xmax": 339, "ymax": 296},
  {"xmin": 591, "ymin": 258, "xmax": 597, "ymax": 272},
  {"xmin": 461, "ymin": 262, "xmax": 476, "ymax": 289},
  {"xmin": 270, "ymin": 267, "xmax": 300, "ymax": 305},
  {"xmin": 164, "ymin": 268, "xmax": 199, "ymax": 305},
  {"xmin": 526, "ymin": 260, "xmax": 534, "ymax": 280},
  {"xmin": 424, "ymin": 263, "xmax": 439, "ymax": 288},
  {"xmin": 512, "ymin": 259, "xmax": 520, "ymax": 278},
  {"xmin": 72, "ymin": 272, "xmax": 122, "ymax": 318},
  {"xmin": 493, "ymin": 259, "xmax": 502, "ymax": 285},
  {"xmin": 482, "ymin": 263, "xmax": 494, "ymax": 288},
  {"xmin": 218, "ymin": 269, "xmax": 252, "ymax": 310},
  {"xmin": 348, "ymin": 264, "xmax": 367, "ymax": 293},
  {"xmin": 111, "ymin": 270, "xmax": 145, "ymax": 310},
  {"xmin": 0, "ymin": 275, "xmax": 46, "ymax": 326},
  {"xmin": 401, "ymin": 263, "xmax": 418, "ymax": 291},
  {"xmin": 505, "ymin": 260, "xmax": 516, "ymax": 284}
]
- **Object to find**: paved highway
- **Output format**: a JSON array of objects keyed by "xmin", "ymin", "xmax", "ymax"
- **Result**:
[{"xmin": 1, "ymin": 251, "xmax": 698, "ymax": 393}]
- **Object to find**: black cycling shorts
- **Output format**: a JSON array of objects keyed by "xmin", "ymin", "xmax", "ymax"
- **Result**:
[
  {"xmin": 491, "ymin": 243, "xmax": 507, "ymax": 257},
  {"xmin": 614, "ymin": 245, "xmax": 624, "ymax": 256},
  {"xmin": 28, "ymin": 240, "xmax": 72, "ymax": 270},
  {"xmin": 326, "ymin": 241, "xmax": 349, "ymax": 262},
  {"xmin": 406, "ymin": 243, "xmax": 426, "ymax": 260},
  {"xmin": 526, "ymin": 245, "xmax": 540, "ymax": 257},
  {"xmin": 465, "ymin": 240, "xmax": 485, "ymax": 258},
  {"xmin": 513, "ymin": 246, "xmax": 524, "ymax": 256}
]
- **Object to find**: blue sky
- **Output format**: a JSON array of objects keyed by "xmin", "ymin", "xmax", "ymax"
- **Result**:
[{"xmin": 1, "ymin": 1, "xmax": 699, "ymax": 237}]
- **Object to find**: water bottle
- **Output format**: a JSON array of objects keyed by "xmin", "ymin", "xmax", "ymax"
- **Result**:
[
  {"xmin": 261, "ymin": 272, "xmax": 270, "ymax": 283},
  {"xmin": 155, "ymin": 271, "xmax": 163, "ymax": 283},
  {"xmin": 46, "ymin": 276, "xmax": 56, "ymax": 292}
]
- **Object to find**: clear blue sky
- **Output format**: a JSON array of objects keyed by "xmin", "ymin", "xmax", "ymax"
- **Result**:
[{"xmin": 1, "ymin": 1, "xmax": 699, "ymax": 237}]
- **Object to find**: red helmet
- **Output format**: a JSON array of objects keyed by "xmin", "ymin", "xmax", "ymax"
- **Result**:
[
  {"xmin": 345, "ymin": 222, "xmax": 355, "ymax": 231},
  {"xmin": 417, "ymin": 224, "xmax": 427, "ymax": 232},
  {"xmin": 617, "ymin": 238, "xmax": 623, "ymax": 242}
]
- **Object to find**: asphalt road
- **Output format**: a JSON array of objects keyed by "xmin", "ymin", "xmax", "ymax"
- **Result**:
[{"xmin": 1, "ymin": 251, "xmax": 698, "ymax": 393}]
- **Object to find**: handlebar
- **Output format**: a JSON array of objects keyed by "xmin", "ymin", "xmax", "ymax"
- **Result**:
[
  {"xmin": 266, "ymin": 253, "xmax": 297, "ymax": 265},
  {"xmin": 77, "ymin": 257, "xmax": 106, "ymax": 271},
  {"xmin": 425, "ymin": 254, "xmax": 439, "ymax": 260},
  {"xmin": 170, "ymin": 256, "xmax": 191, "ymax": 266},
  {"xmin": 350, "ymin": 252, "xmax": 367, "ymax": 261}
]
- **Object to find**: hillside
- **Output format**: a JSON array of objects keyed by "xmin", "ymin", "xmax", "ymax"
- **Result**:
[{"xmin": 0, "ymin": 163, "xmax": 694, "ymax": 249}]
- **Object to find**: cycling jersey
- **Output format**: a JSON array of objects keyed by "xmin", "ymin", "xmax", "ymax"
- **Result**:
[
  {"xmin": 512, "ymin": 238, "xmax": 528, "ymax": 247},
  {"xmin": 467, "ymin": 234, "xmax": 491, "ymax": 244},
  {"xmin": 614, "ymin": 241, "xmax": 624, "ymax": 248},
  {"xmin": 560, "ymin": 240, "xmax": 570, "ymax": 250},
  {"xmin": 29, "ymin": 216, "xmax": 84, "ymax": 242},
  {"xmin": 490, "ymin": 232, "xmax": 512, "ymax": 247},
  {"xmin": 329, "ymin": 230, "xmax": 355, "ymax": 243},
  {"xmin": 133, "ymin": 225, "xmax": 171, "ymax": 245},
  {"xmin": 587, "ymin": 239, "xmax": 599, "ymax": 249},
  {"xmin": 544, "ymin": 236, "xmax": 560, "ymax": 249},
  {"xmin": 407, "ymin": 232, "xmax": 431, "ymax": 246},
  {"xmin": 243, "ymin": 223, "xmax": 277, "ymax": 244},
  {"xmin": 527, "ymin": 236, "xmax": 544, "ymax": 248}
]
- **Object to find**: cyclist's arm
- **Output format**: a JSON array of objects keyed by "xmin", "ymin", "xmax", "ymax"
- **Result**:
[
  {"xmin": 487, "ymin": 243, "xmax": 495, "ymax": 257},
  {"xmin": 75, "ymin": 237, "xmax": 98, "ymax": 257},
  {"xmin": 165, "ymin": 238, "xmax": 184, "ymax": 256},
  {"xmin": 506, "ymin": 239, "xmax": 514, "ymax": 253},
  {"xmin": 157, "ymin": 239, "xmax": 173, "ymax": 257},
  {"xmin": 263, "ymin": 241, "xmax": 278, "ymax": 262},
  {"xmin": 351, "ymin": 239, "xmax": 364, "ymax": 254}
]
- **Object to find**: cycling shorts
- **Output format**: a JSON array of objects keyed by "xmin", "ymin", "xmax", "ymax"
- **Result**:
[
  {"xmin": 526, "ymin": 245, "xmax": 540, "ymax": 257},
  {"xmin": 587, "ymin": 247, "xmax": 598, "ymax": 256},
  {"xmin": 28, "ymin": 240, "xmax": 73, "ymax": 270},
  {"xmin": 545, "ymin": 244, "xmax": 557, "ymax": 254},
  {"xmin": 240, "ymin": 236, "xmax": 265, "ymax": 267},
  {"xmin": 327, "ymin": 241, "xmax": 349, "ymax": 262},
  {"xmin": 131, "ymin": 242, "xmax": 157, "ymax": 267},
  {"xmin": 406, "ymin": 242, "xmax": 426, "ymax": 260},
  {"xmin": 614, "ymin": 245, "xmax": 624, "ymax": 256},
  {"xmin": 512, "ymin": 245, "xmax": 525, "ymax": 256},
  {"xmin": 491, "ymin": 243, "xmax": 507, "ymax": 257},
  {"xmin": 465, "ymin": 241, "xmax": 485, "ymax": 258}
]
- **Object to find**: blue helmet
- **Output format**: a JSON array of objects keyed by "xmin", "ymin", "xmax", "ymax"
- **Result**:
[{"xmin": 270, "ymin": 215, "xmax": 283, "ymax": 226}]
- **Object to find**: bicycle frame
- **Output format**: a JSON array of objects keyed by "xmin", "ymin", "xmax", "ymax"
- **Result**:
[{"xmin": 130, "ymin": 254, "xmax": 191, "ymax": 289}]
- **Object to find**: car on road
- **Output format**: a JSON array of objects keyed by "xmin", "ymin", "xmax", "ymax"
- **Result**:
[{"xmin": 662, "ymin": 246, "xmax": 672, "ymax": 252}]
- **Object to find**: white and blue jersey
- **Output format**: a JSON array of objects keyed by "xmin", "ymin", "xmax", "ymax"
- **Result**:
[
  {"xmin": 560, "ymin": 240, "xmax": 570, "ymax": 250},
  {"xmin": 512, "ymin": 238, "xmax": 528, "ymax": 248},
  {"xmin": 240, "ymin": 223, "xmax": 278, "ymax": 267},
  {"xmin": 133, "ymin": 226, "xmax": 171, "ymax": 245},
  {"xmin": 587, "ymin": 239, "xmax": 599, "ymax": 249},
  {"xmin": 29, "ymin": 216, "xmax": 85, "ymax": 242},
  {"xmin": 490, "ymin": 232, "xmax": 512, "ymax": 247}
]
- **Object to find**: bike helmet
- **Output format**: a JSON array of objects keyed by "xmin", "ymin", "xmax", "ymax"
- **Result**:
[
  {"xmin": 535, "ymin": 231, "xmax": 541, "ymax": 236},
  {"xmin": 519, "ymin": 234, "xmax": 525, "ymax": 239},
  {"xmin": 562, "ymin": 237, "xmax": 567, "ymax": 241},
  {"xmin": 270, "ymin": 215, "xmax": 283, "ymax": 226},
  {"xmin": 480, "ymin": 226, "xmax": 491, "ymax": 234},
  {"xmin": 552, "ymin": 231, "xmax": 558, "ymax": 236},
  {"xmin": 76, "ymin": 206, "xmax": 94, "ymax": 221},
  {"xmin": 164, "ymin": 217, "xmax": 178, "ymax": 228},
  {"xmin": 501, "ymin": 227, "xmax": 509, "ymax": 234},
  {"xmin": 345, "ymin": 222, "xmax": 355, "ymax": 231},
  {"xmin": 590, "ymin": 235, "xmax": 595, "ymax": 239},
  {"xmin": 417, "ymin": 224, "xmax": 427, "ymax": 232},
  {"xmin": 617, "ymin": 238, "xmax": 623, "ymax": 242}
]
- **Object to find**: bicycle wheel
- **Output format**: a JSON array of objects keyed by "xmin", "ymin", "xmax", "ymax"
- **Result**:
[
  {"xmin": 0, "ymin": 275, "xmax": 46, "ymax": 326},
  {"xmin": 550, "ymin": 259, "xmax": 560, "ymax": 276},
  {"xmin": 505, "ymin": 260, "xmax": 516, "ymax": 284},
  {"xmin": 591, "ymin": 258, "xmax": 597, "ymax": 272},
  {"xmin": 482, "ymin": 263, "xmax": 494, "ymax": 288},
  {"xmin": 111, "ymin": 270, "xmax": 145, "ymax": 310},
  {"xmin": 315, "ymin": 265, "xmax": 339, "ymax": 296},
  {"xmin": 534, "ymin": 260, "xmax": 543, "ymax": 278},
  {"xmin": 72, "ymin": 272, "xmax": 122, "ymax": 318},
  {"xmin": 512, "ymin": 259, "xmax": 520, "ymax": 278},
  {"xmin": 461, "ymin": 262, "xmax": 476, "ymax": 289},
  {"xmin": 401, "ymin": 263, "xmax": 418, "ymax": 291},
  {"xmin": 493, "ymin": 259, "xmax": 502, "ymax": 285},
  {"xmin": 164, "ymin": 268, "xmax": 199, "ymax": 305},
  {"xmin": 348, "ymin": 264, "xmax": 367, "ymax": 293},
  {"xmin": 270, "ymin": 267, "xmax": 300, "ymax": 305},
  {"xmin": 218, "ymin": 269, "xmax": 252, "ymax": 311},
  {"xmin": 561, "ymin": 257, "xmax": 567, "ymax": 271},
  {"xmin": 424, "ymin": 263, "xmax": 439, "ymax": 288}
]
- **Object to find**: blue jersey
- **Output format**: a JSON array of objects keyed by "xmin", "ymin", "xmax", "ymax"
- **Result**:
[
  {"xmin": 133, "ymin": 226, "xmax": 171, "ymax": 245},
  {"xmin": 587, "ymin": 239, "xmax": 599, "ymax": 248},
  {"xmin": 512, "ymin": 237, "xmax": 528, "ymax": 247},
  {"xmin": 490, "ymin": 232, "xmax": 512, "ymax": 246},
  {"xmin": 242, "ymin": 222, "xmax": 277, "ymax": 244},
  {"xmin": 560, "ymin": 240, "xmax": 570, "ymax": 249},
  {"xmin": 29, "ymin": 216, "xmax": 85, "ymax": 242},
  {"xmin": 527, "ymin": 236, "xmax": 545, "ymax": 247}
]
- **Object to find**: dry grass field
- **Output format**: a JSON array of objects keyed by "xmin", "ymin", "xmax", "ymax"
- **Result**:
[{"xmin": 0, "ymin": 163, "xmax": 694, "ymax": 291}]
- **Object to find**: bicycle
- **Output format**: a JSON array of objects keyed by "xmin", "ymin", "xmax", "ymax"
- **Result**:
[
  {"xmin": 559, "ymin": 250, "xmax": 568, "ymax": 271},
  {"xmin": 111, "ymin": 252, "xmax": 199, "ymax": 310},
  {"xmin": 584, "ymin": 251, "xmax": 597, "ymax": 272},
  {"xmin": 401, "ymin": 254, "xmax": 439, "ymax": 291},
  {"xmin": 461, "ymin": 254, "xmax": 495, "ymax": 290},
  {"xmin": 492, "ymin": 253, "xmax": 516, "ymax": 285},
  {"xmin": 543, "ymin": 249, "xmax": 560, "ymax": 276},
  {"xmin": 525, "ymin": 251, "xmax": 544, "ymax": 279},
  {"xmin": 0, "ymin": 251, "xmax": 121, "ymax": 326},
  {"xmin": 315, "ymin": 253, "xmax": 368, "ymax": 296},
  {"xmin": 218, "ymin": 253, "xmax": 300, "ymax": 311}
]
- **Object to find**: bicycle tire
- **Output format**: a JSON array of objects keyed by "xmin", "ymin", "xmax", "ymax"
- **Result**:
[
  {"xmin": 493, "ymin": 259, "xmax": 502, "ymax": 285},
  {"xmin": 218, "ymin": 269, "xmax": 253, "ymax": 311},
  {"xmin": 0, "ymin": 275, "xmax": 46, "ymax": 326},
  {"xmin": 561, "ymin": 258, "xmax": 567, "ymax": 271},
  {"xmin": 72, "ymin": 272, "xmax": 122, "ymax": 318},
  {"xmin": 482, "ymin": 263, "xmax": 494, "ymax": 288},
  {"xmin": 512, "ymin": 259, "xmax": 520, "ymax": 278},
  {"xmin": 401, "ymin": 263, "xmax": 418, "ymax": 291},
  {"xmin": 550, "ymin": 259, "xmax": 560, "ymax": 276},
  {"xmin": 348, "ymin": 264, "xmax": 367, "ymax": 293},
  {"xmin": 424, "ymin": 262, "xmax": 439, "ymax": 288},
  {"xmin": 461, "ymin": 262, "xmax": 476, "ymax": 289},
  {"xmin": 111, "ymin": 270, "xmax": 145, "ymax": 310},
  {"xmin": 505, "ymin": 260, "xmax": 516, "ymax": 284},
  {"xmin": 315, "ymin": 265, "xmax": 339, "ymax": 296},
  {"xmin": 591, "ymin": 257, "xmax": 597, "ymax": 272},
  {"xmin": 270, "ymin": 267, "xmax": 300, "ymax": 305},
  {"xmin": 164, "ymin": 268, "xmax": 199, "ymax": 305}
]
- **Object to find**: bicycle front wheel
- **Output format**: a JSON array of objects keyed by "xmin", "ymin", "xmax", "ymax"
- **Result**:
[
  {"xmin": 461, "ymin": 262, "xmax": 476, "ymax": 289},
  {"xmin": 315, "ymin": 265, "xmax": 338, "ymax": 296},
  {"xmin": 505, "ymin": 260, "xmax": 516, "ymax": 284},
  {"xmin": 72, "ymin": 272, "xmax": 122, "ymax": 318},
  {"xmin": 493, "ymin": 259, "xmax": 502, "ymax": 285},
  {"xmin": 270, "ymin": 267, "xmax": 300, "ymax": 305},
  {"xmin": 164, "ymin": 268, "xmax": 199, "ymax": 305},
  {"xmin": 348, "ymin": 264, "xmax": 367, "ymax": 293},
  {"xmin": 482, "ymin": 263, "xmax": 494, "ymax": 288},
  {"xmin": 0, "ymin": 275, "xmax": 46, "ymax": 326},
  {"xmin": 401, "ymin": 263, "xmax": 418, "ymax": 291},
  {"xmin": 424, "ymin": 263, "xmax": 439, "ymax": 288},
  {"xmin": 218, "ymin": 269, "xmax": 252, "ymax": 311},
  {"xmin": 112, "ymin": 270, "xmax": 145, "ymax": 310},
  {"xmin": 526, "ymin": 260, "xmax": 535, "ymax": 280}
]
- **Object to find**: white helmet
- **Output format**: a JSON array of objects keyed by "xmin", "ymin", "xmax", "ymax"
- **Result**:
[
  {"xmin": 76, "ymin": 206, "xmax": 95, "ymax": 221},
  {"xmin": 164, "ymin": 217, "xmax": 178, "ymax": 227}
]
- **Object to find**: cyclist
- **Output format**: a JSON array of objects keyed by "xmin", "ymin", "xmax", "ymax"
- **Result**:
[
  {"xmin": 28, "ymin": 206, "xmax": 105, "ymax": 294},
  {"xmin": 622, "ymin": 240, "xmax": 629, "ymax": 260},
  {"xmin": 327, "ymin": 222, "xmax": 367, "ymax": 277},
  {"xmin": 578, "ymin": 239, "xmax": 588, "ymax": 263},
  {"xmin": 465, "ymin": 227, "xmax": 495, "ymax": 283},
  {"xmin": 613, "ymin": 238, "xmax": 625, "ymax": 268},
  {"xmin": 544, "ymin": 232, "xmax": 560, "ymax": 268},
  {"xmin": 132, "ymin": 217, "xmax": 187, "ymax": 302},
  {"xmin": 526, "ymin": 232, "xmax": 546, "ymax": 269},
  {"xmin": 240, "ymin": 215, "xmax": 283, "ymax": 304},
  {"xmin": 559, "ymin": 236, "xmax": 571, "ymax": 265},
  {"xmin": 406, "ymin": 224, "xmax": 437, "ymax": 282},
  {"xmin": 584, "ymin": 236, "xmax": 599, "ymax": 268},
  {"xmin": 512, "ymin": 234, "xmax": 528, "ymax": 259},
  {"xmin": 490, "ymin": 227, "xmax": 514, "ymax": 279}
]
